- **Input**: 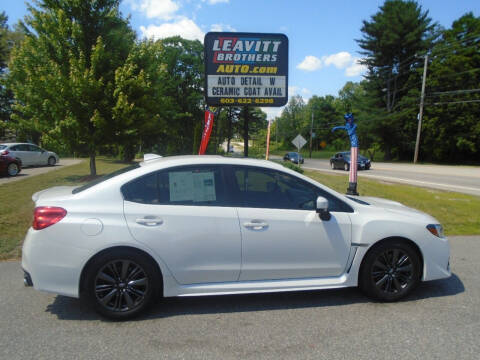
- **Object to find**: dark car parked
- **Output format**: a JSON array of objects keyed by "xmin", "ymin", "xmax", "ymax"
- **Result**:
[
  {"xmin": 283, "ymin": 152, "xmax": 304, "ymax": 164},
  {"xmin": 330, "ymin": 151, "xmax": 371, "ymax": 171},
  {"xmin": 0, "ymin": 151, "xmax": 22, "ymax": 176}
]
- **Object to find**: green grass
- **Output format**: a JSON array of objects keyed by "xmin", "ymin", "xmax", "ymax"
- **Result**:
[
  {"xmin": 304, "ymin": 170, "xmax": 480, "ymax": 236},
  {"xmin": 0, "ymin": 158, "xmax": 129, "ymax": 260},
  {"xmin": 0, "ymin": 158, "xmax": 478, "ymax": 260}
]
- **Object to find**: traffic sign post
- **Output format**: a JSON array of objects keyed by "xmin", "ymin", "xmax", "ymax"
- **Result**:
[{"xmin": 292, "ymin": 134, "xmax": 307, "ymax": 152}]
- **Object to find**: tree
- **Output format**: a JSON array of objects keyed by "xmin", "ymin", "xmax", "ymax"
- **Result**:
[
  {"xmin": 238, "ymin": 106, "xmax": 267, "ymax": 157},
  {"xmin": 157, "ymin": 36, "xmax": 204, "ymax": 155},
  {"xmin": 0, "ymin": 13, "xmax": 25, "ymax": 135},
  {"xmin": 357, "ymin": 0, "xmax": 435, "ymax": 159},
  {"xmin": 8, "ymin": 0, "xmax": 135, "ymax": 175},
  {"xmin": 420, "ymin": 13, "xmax": 480, "ymax": 162}
]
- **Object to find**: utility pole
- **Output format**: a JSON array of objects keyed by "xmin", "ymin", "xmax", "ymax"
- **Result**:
[
  {"xmin": 309, "ymin": 110, "xmax": 314, "ymax": 158},
  {"xmin": 414, "ymin": 54, "xmax": 428, "ymax": 164}
]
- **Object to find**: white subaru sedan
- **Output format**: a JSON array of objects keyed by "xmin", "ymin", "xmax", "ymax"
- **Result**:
[{"xmin": 22, "ymin": 155, "xmax": 451, "ymax": 319}]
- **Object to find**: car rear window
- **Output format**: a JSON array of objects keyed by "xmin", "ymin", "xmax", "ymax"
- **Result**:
[
  {"xmin": 72, "ymin": 163, "xmax": 140, "ymax": 194},
  {"xmin": 0, "ymin": 145, "xmax": 6, "ymax": 150}
]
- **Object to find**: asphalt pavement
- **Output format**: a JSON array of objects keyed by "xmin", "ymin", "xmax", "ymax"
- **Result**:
[
  {"xmin": 0, "ymin": 159, "xmax": 82, "ymax": 185},
  {"xmin": 0, "ymin": 236, "xmax": 478, "ymax": 360},
  {"xmin": 298, "ymin": 158, "xmax": 480, "ymax": 197}
]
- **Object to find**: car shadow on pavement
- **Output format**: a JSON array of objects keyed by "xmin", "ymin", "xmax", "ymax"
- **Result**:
[{"xmin": 45, "ymin": 273, "xmax": 464, "ymax": 322}]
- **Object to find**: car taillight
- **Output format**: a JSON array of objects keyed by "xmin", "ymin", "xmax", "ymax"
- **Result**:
[{"xmin": 33, "ymin": 207, "xmax": 67, "ymax": 230}]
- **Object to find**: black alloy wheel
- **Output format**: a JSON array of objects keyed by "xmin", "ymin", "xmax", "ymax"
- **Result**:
[
  {"xmin": 85, "ymin": 249, "xmax": 159, "ymax": 319},
  {"xmin": 360, "ymin": 241, "xmax": 421, "ymax": 301}
]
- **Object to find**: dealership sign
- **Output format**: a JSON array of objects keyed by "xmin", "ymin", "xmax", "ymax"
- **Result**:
[{"xmin": 204, "ymin": 32, "xmax": 288, "ymax": 107}]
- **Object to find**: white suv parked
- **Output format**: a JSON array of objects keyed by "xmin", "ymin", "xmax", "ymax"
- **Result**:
[{"xmin": 22, "ymin": 155, "xmax": 450, "ymax": 319}]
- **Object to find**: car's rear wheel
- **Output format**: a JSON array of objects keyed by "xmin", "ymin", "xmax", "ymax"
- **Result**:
[
  {"xmin": 7, "ymin": 163, "xmax": 19, "ymax": 176},
  {"xmin": 344, "ymin": 163, "xmax": 349, "ymax": 171},
  {"xmin": 48, "ymin": 156, "xmax": 56, "ymax": 166},
  {"xmin": 85, "ymin": 249, "xmax": 159, "ymax": 319},
  {"xmin": 360, "ymin": 241, "xmax": 421, "ymax": 301}
]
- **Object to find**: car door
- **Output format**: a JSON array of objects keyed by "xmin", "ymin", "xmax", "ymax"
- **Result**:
[
  {"xmin": 123, "ymin": 165, "xmax": 241, "ymax": 285},
  {"xmin": 10, "ymin": 144, "xmax": 31, "ymax": 165},
  {"xmin": 27, "ymin": 145, "xmax": 45, "ymax": 165},
  {"xmin": 231, "ymin": 166, "xmax": 352, "ymax": 281}
]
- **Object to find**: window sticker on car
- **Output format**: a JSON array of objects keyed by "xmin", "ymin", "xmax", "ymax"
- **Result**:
[{"xmin": 169, "ymin": 171, "xmax": 216, "ymax": 202}]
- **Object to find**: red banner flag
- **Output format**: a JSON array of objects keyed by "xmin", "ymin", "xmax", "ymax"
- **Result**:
[{"xmin": 198, "ymin": 108, "xmax": 216, "ymax": 155}]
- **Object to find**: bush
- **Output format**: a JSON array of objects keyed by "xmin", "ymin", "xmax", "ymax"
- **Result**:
[{"xmin": 281, "ymin": 161, "xmax": 304, "ymax": 174}]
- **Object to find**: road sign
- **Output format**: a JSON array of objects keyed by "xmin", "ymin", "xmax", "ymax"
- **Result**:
[
  {"xmin": 204, "ymin": 32, "xmax": 289, "ymax": 107},
  {"xmin": 292, "ymin": 134, "xmax": 307, "ymax": 151}
]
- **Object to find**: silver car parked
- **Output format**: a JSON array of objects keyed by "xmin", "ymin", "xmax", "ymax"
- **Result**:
[{"xmin": 0, "ymin": 143, "xmax": 59, "ymax": 167}]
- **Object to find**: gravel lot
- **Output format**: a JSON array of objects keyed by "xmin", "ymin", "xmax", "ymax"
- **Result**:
[{"xmin": 0, "ymin": 236, "xmax": 478, "ymax": 360}]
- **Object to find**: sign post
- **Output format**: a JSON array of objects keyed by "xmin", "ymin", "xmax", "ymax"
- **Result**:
[
  {"xmin": 204, "ymin": 32, "xmax": 288, "ymax": 158},
  {"xmin": 291, "ymin": 134, "xmax": 307, "ymax": 153},
  {"xmin": 204, "ymin": 32, "xmax": 289, "ymax": 107}
]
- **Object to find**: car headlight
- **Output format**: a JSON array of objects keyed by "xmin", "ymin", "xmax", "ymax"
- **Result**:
[{"xmin": 426, "ymin": 224, "xmax": 445, "ymax": 238}]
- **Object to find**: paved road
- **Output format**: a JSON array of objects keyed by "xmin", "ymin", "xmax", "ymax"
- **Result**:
[
  {"xmin": 0, "ymin": 159, "xmax": 82, "ymax": 185},
  {"xmin": 298, "ymin": 158, "xmax": 480, "ymax": 197},
  {"xmin": 0, "ymin": 236, "xmax": 478, "ymax": 360}
]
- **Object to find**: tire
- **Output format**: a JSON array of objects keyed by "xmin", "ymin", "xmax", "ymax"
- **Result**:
[
  {"xmin": 48, "ymin": 156, "xmax": 56, "ymax": 166},
  {"xmin": 7, "ymin": 163, "xmax": 19, "ymax": 176},
  {"xmin": 84, "ymin": 249, "xmax": 160, "ymax": 320},
  {"xmin": 330, "ymin": 162, "xmax": 335, "ymax": 170},
  {"xmin": 344, "ymin": 163, "xmax": 349, "ymax": 171},
  {"xmin": 359, "ymin": 240, "xmax": 421, "ymax": 302}
]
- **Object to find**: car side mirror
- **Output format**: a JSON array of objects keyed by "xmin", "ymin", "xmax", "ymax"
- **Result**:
[{"xmin": 316, "ymin": 196, "xmax": 331, "ymax": 221}]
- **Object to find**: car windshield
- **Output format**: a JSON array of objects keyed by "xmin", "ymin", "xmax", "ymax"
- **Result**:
[
  {"xmin": 0, "ymin": 145, "xmax": 6, "ymax": 150},
  {"xmin": 72, "ymin": 163, "xmax": 140, "ymax": 194}
]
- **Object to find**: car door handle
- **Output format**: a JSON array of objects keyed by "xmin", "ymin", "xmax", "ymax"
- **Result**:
[
  {"xmin": 136, "ymin": 217, "xmax": 163, "ymax": 226},
  {"xmin": 243, "ymin": 220, "xmax": 269, "ymax": 230}
]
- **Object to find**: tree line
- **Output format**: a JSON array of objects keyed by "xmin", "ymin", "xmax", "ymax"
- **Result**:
[
  {"xmin": 1, "ymin": 0, "xmax": 479, "ymax": 176},
  {"xmin": 275, "ymin": 1, "xmax": 479, "ymax": 163}
]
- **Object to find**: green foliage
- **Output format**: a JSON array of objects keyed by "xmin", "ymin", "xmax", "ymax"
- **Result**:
[
  {"xmin": 280, "ymin": 161, "xmax": 304, "ymax": 174},
  {"xmin": 357, "ymin": 0, "xmax": 435, "ymax": 160},
  {"xmin": 420, "ymin": 13, "xmax": 480, "ymax": 162},
  {"xmin": 7, "ymin": 0, "xmax": 135, "ymax": 174}
]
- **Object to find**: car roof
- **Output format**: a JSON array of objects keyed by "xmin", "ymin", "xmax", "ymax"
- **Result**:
[
  {"xmin": 140, "ymin": 155, "xmax": 287, "ymax": 171},
  {"xmin": 0, "ymin": 142, "xmax": 35, "ymax": 146}
]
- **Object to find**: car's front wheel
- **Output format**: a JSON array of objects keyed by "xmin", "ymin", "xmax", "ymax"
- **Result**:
[
  {"xmin": 7, "ymin": 163, "xmax": 19, "ymax": 176},
  {"xmin": 85, "ymin": 249, "xmax": 160, "ymax": 319},
  {"xmin": 330, "ymin": 162, "xmax": 335, "ymax": 170},
  {"xmin": 344, "ymin": 163, "xmax": 349, "ymax": 171},
  {"xmin": 48, "ymin": 156, "xmax": 56, "ymax": 166},
  {"xmin": 359, "ymin": 241, "xmax": 421, "ymax": 301}
]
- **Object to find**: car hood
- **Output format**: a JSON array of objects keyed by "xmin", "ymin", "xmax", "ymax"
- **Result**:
[
  {"xmin": 355, "ymin": 196, "xmax": 437, "ymax": 222},
  {"xmin": 32, "ymin": 186, "xmax": 76, "ymax": 203}
]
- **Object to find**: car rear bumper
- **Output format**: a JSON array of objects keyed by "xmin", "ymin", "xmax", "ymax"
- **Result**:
[{"xmin": 21, "ymin": 227, "xmax": 90, "ymax": 298}]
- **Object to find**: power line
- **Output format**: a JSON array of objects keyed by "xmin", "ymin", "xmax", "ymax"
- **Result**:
[
  {"xmin": 427, "ymin": 88, "xmax": 480, "ymax": 96},
  {"xmin": 428, "ymin": 99, "xmax": 480, "ymax": 105}
]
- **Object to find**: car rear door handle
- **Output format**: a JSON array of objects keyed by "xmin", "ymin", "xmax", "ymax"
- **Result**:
[
  {"xmin": 243, "ymin": 220, "xmax": 269, "ymax": 230},
  {"xmin": 136, "ymin": 216, "xmax": 163, "ymax": 226}
]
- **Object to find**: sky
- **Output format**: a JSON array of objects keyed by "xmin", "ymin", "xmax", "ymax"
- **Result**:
[{"xmin": 2, "ymin": 0, "xmax": 479, "ymax": 119}]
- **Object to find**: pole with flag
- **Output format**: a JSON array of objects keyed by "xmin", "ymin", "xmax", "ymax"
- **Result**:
[
  {"xmin": 198, "ymin": 107, "xmax": 218, "ymax": 155},
  {"xmin": 265, "ymin": 120, "xmax": 272, "ymax": 160}
]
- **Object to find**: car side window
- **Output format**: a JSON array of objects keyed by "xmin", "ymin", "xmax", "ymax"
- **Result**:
[
  {"xmin": 232, "ymin": 166, "xmax": 352, "ymax": 212},
  {"xmin": 28, "ymin": 145, "xmax": 41, "ymax": 152},
  {"xmin": 122, "ymin": 165, "xmax": 230, "ymax": 206}
]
